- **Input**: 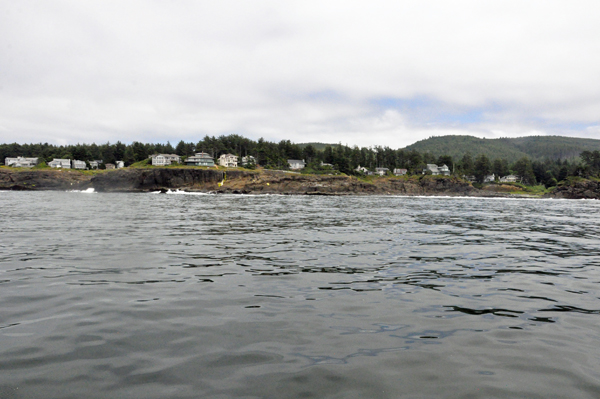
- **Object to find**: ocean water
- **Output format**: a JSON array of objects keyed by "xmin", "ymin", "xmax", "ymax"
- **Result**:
[{"xmin": 1, "ymin": 191, "xmax": 600, "ymax": 398}]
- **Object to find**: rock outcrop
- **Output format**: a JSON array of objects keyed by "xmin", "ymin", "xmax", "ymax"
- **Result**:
[
  {"xmin": 219, "ymin": 171, "xmax": 476, "ymax": 196},
  {"xmin": 0, "ymin": 169, "xmax": 91, "ymax": 190},
  {"xmin": 90, "ymin": 168, "xmax": 226, "ymax": 192},
  {"xmin": 547, "ymin": 179, "xmax": 600, "ymax": 199}
]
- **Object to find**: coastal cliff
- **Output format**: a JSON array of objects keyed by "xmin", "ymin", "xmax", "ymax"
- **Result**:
[
  {"xmin": 2, "ymin": 167, "xmax": 599, "ymax": 199},
  {"xmin": 90, "ymin": 168, "xmax": 225, "ymax": 192},
  {"xmin": 0, "ymin": 168, "xmax": 475, "ymax": 195},
  {"xmin": 0, "ymin": 169, "xmax": 91, "ymax": 190},
  {"xmin": 218, "ymin": 171, "xmax": 476, "ymax": 196}
]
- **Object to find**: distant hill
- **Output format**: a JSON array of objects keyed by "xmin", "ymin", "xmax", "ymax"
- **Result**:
[{"xmin": 403, "ymin": 135, "xmax": 600, "ymax": 162}]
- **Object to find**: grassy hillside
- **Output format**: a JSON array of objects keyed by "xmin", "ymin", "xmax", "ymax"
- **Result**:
[{"xmin": 404, "ymin": 135, "xmax": 600, "ymax": 162}]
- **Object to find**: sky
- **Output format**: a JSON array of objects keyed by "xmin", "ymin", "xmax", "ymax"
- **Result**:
[{"xmin": 1, "ymin": 1, "xmax": 600, "ymax": 149}]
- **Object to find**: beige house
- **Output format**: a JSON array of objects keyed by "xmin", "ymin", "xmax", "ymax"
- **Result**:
[
  {"xmin": 151, "ymin": 154, "xmax": 181, "ymax": 166},
  {"xmin": 219, "ymin": 154, "xmax": 238, "ymax": 167}
]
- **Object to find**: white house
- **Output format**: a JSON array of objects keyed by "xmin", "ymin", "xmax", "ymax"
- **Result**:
[
  {"xmin": 423, "ymin": 164, "xmax": 450, "ymax": 176},
  {"xmin": 219, "ymin": 154, "xmax": 238, "ymax": 167},
  {"xmin": 355, "ymin": 165, "xmax": 369, "ymax": 174},
  {"xmin": 288, "ymin": 159, "xmax": 306, "ymax": 170},
  {"xmin": 186, "ymin": 153, "xmax": 215, "ymax": 167},
  {"xmin": 375, "ymin": 167, "xmax": 389, "ymax": 176},
  {"xmin": 116, "ymin": 161, "xmax": 125, "ymax": 168},
  {"xmin": 49, "ymin": 159, "xmax": 71, "ymax": 168},
  {"xmin": 241, "ymin": 155, "xmax": 256, "ymax": 167},
  {"xmin": 5, "ymin": 157, "xmax": 39, "ymax": 168},
  {"xmin": 151, "ymin": 154, "xmax": 181, "ymax": 166},
  {"xmin": 484, "ymin": 174, "xmax": 495, "ymax": 183},
  {"xmin": 393, "ymin": 168, "xmax": 407, "ymax": 176},
  {"xmin": 72, "ymin": 160, "xmax": 86, "ymax": 169},
  {"xmin": 499, "ymin": 175, "xmax": 519, "ymax": 183}
]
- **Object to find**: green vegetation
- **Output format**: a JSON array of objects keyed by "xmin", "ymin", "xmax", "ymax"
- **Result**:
[
  {"xmin": 33, "ymin": 161, "xmax": 49, "ymax": 169},
  {"xmin": 128, "ymin": 158, "xmax": 152, "ymax": 168}
]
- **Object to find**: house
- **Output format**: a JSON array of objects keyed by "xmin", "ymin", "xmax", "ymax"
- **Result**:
[
  {"xmin": 288, "ymin": 159, "xmax": 305, "ymax": 170},
  {"xmin": 89, "ymin": 160, "xmax": 103, "ymax": 169},
  {"xmin": 393, "ymin": 168, "xmax": 407, "ymax": 176},
  {"xmin": 355, "ymin": 165, "xmax": 369, "ymax": 174},
  {"xmin": 5, "ymin": 157, "xmax": 39, "ymax": 168},
  {"xmin": 219, "ymin": 153, "xmax": 238, "ymax": 168},
  {"xmin": 484, "ymin": 174, "xmax": 495, "ymax": 183},
  {"xmin": 375, "ymin": 167, "xmax": 389, "ymax": 176},
  {"xmin": 72, "ymin": 160, "xmax": 86, "ymax": 169},
  {"xmin": 49, "ymin": 159, "xmax": 71, "ymax": 168},
  {"xmin": 116, "ymin": 161, "xmax": 125, "ymax": 169},
  {"xmin": 105, "ymin": 163, "xmax": 116, "ymax": 170},
  {"xmin": 150, "ymin": 154, "xmax": 181, "ymax": 166},
  {"xmin": 320, "ymin": 162, "xmax": 334, "ymax": 168},
  {"xmin": 423, "ymin": 164, "xmax": 450, "ymax": 176},
  {"xmin": 241, "ymin": 155, "xmax": 256, "ymax": 167},
  {"xmin": 499, "ymin": 175, "xmax": 519, "ymax": 183},
  {"xmin": 186, "ymin": 153, "xmax": 215, "ymax": 167}
]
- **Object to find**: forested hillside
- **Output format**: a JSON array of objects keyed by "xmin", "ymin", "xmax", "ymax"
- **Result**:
[{"xmin": 405, "ymin": 135, "xmax": 600, "ymax": 162}]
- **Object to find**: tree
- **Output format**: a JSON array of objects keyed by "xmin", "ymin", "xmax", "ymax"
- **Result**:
[
  {"xmin": 492, "ymin": 159, "xmax": 510, "ymax": 179},
  {"xmin": 175, "ymin": 140, "xmax": 187, "ymax": 156},
  {"xmin": 302, "ymin": 145, "xmax": 317, "ymax": 164},
  {"xmin": 512, "ymin": 157, "xmax": 536, "ymax": 185},
  {"xmin": 131, "ymin": 141, "xmax": 148, "ymax": 162},
  {"xmin": 557, "ymin": 165, "xmax": 569, "ymax": 182},
  {"xmin": 473, "ymin": 154, "xmax": 491, "ymax": 183},
  {"xmin": 580, "ymin": 150, "xmax": 600, "ymax": 176},
  {"xmin": 459, "ymin": 153, "xmax": 474, "ymax": 176}
]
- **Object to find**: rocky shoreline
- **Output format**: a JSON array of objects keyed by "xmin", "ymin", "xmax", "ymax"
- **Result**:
[{"xmin": 1, "ymin": 167, "xmax": 598, "ymax": 199}]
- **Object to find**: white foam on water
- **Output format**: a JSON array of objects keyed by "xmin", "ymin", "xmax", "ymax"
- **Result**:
[
  {"xmin": 67, "ymin": 188, "xmax": 96, "ymax": 193},
  {"xmin": 165, "ymin": 189, "xmax": 212, "ymax": 195}
]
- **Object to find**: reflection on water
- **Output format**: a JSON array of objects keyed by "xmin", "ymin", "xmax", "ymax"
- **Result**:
[{"xmin": 1, "ymin": 192, "xmax": 600, "ymax": 398}]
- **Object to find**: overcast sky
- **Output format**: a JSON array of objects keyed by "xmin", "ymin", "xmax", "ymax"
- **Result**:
[{"xmin": 1, "ymin": 1, "xmax": 599, "ymax": 148}]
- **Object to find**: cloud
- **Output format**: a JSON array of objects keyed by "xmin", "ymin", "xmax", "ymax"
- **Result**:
[{"xmin": 0, "ymin": 0, "xmax": 599, "ymax": 148}]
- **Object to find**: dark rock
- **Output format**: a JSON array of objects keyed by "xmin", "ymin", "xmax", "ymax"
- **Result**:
[
  {"xmin": 547, "ymin": 179, "xmax": 600, "ymax": 199},
  {"xmin": 91, "ymin": 168, "xmax": 226, "ymax": 192},
  {"xmin": 0, "ymin": 169, "xmax": 91, "ymax": 191}
]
